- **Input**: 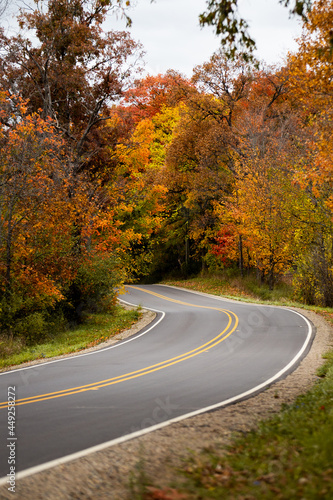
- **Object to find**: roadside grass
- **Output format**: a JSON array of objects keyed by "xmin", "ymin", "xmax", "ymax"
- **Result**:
[
  {"xmin": 2, "ymin": 275, "xmax": 332, "ymax": 498},
  {"xmin": 128, "ymin": 274, "xmax": 333, "ymax": 500},
  {"xmin": 173, "ymin": 353, "xmax": 333, "ymax": 500},
  {"xmin": 164, "ymin": 275, "xmax": 333, "ymax": 321},
  {"xmin": 131, "ymin": 362, "xmax": 333, "ymax": 500},
  {"xmin": 0, "ymin": 305, "xmax": 140, "ymax": 370},
  {"xmin": 163, "ymin": 272, "xmax": 295, "ymax": 305}
]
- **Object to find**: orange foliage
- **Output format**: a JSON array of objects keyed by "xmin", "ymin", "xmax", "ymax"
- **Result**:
[{"xmin": 121, "ymin": 72, "xmax": 192, "ymax": 124}]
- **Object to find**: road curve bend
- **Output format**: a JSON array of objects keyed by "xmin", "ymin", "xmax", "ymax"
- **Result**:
[{"xmin": 0, "ymin": 284, "xmax": 314, "ymax": 482}]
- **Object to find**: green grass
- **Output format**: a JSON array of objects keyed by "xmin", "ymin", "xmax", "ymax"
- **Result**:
[
  {"xmin": 0, "ymin": 305, "xmax": 140, "ymax": 369},
  {"xmin": 133, "ymin": 275, "xmax": 333, "ymax": 500},
  {"xmin": 176, "ymin": 358, "xmax": 333, "ymax": 499},
  {"xmin": 3, "ymin": 275, "xmax": 332, "ymax": 498},
  {"xmin": 163, "ymin": 274, "xmax": 333, "ymax": 320},
  {"xmin": 164, "ymin": 272, "xmax": 295, "ymax": 305}
]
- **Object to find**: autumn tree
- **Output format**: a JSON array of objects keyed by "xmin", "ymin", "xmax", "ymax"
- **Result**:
[
  {"xmin": 0, "ymin": 0, "xmax": 148, "ymax": 323},
  {"xmin": 158, "ymin": 51, "xmax": 251, "ymax": 274},
  {"xmin": 0, "ymin": 92, "xmax": 130, "ymax": 339},
  {"xmin": 0, "ymin": 94, "xmax": 74, "ymax": 339},
  {"xmin": 112, "ymin": 104, "xmax": 183, "ymax": 279},
  {"xmin": 159, "ymin": 108, "xmax": 236, "ymax": 275},
  {"xmin": 167, "ymin": 53, "xmax": 307, "ymax": 286},
  {"xmin": 0, "ymin": 0, "xmax": 143, "ymax": 173},
  {"xmin": 191, "ymin": 50, "xmax": 254, "ymax": 130},
  {"xmin": 120, "ymin": 71, "xmax": 192, "ymax": 124},
  {"xmin": 213, "ymin": 67, "xmax": 310, "ymax": 287},
  {"xmin": 285, "ymin": 0, "xmax": 333, "ymax": 305},
  {"xmin": 141, "ymin": 52, "xmax": 253, "ymax": 276},
  {"xmin": 231, "ymin": 150, "xmax": 304, "ymax": 289}
]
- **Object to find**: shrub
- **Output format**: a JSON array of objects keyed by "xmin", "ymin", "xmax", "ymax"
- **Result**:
[
  {"xmin": 293, "ymin": 243, "xmax": 333, "ymax": 307},
  {"xmin": 0, "ymin": 292, "xmax": 50, "ymax": 344},
  {"xmin": 64, "ymin": 254, "xmax": 124, "ymax": 323},
  {"xmin": 14, "ymin": 311, "xmax": 48, "ymax": 345}
]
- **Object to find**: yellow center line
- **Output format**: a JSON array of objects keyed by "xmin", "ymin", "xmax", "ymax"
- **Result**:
[{"xmin": 0, "ymin": 286, "xmax": 238, "ymax": 408}]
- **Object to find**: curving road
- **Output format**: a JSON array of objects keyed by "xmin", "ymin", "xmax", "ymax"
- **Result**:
[{"xmin": 0, "ymin": 284, "xmax": 314, "ymax": 483}]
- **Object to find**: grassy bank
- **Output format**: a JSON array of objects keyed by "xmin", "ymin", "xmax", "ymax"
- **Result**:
[
  {"xmin": 143, "ymin": 349, "xmax": 332, "ymax": 500},
  {"xmin": 164, "ymin": 273, "xmax": 296, "ymax": 304},
  {"xmin": 164, "ymin": 274, "xmax": 333, "ymax": 320},
  {"xmin": 176, "ymin": 354, "xmax": 333, "ymax": 500},
  {"xmin": 0, "ymin": 305, "xmax": 140, "ymax": 370},
  {"xmin": 132, "ymin": 275, "xmax": 333, "ymax": 500}
]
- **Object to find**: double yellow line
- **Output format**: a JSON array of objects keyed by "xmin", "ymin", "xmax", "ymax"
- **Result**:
[{"xmin": 0, "ymin": 287, "xmax": 238, "ymax": 409}]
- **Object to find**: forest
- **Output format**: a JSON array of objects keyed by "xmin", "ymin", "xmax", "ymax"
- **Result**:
[{"xmin": 0, "ymin": 0, "xmax": 332, "ymax": 344}]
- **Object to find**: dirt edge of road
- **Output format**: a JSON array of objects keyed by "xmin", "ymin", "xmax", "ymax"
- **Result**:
[{"xmin": 0, "ymin": 306, "xmax": 332, "ymax": 500}]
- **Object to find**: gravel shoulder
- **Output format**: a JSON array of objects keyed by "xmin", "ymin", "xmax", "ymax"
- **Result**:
[{"xmin": 0, "ymin": 306, "xmax": 332, "ymax": 500}]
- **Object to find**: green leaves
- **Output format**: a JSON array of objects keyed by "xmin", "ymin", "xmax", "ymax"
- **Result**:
[
  {"xmin": 199, "ymin": 0, "xmax": 256, "ymax": 61},
  {"xmin": 199, "ymin": 0, "xmax": 313, "ymax": 62}
]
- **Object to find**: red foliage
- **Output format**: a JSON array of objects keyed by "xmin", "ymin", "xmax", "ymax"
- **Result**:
[
  {"xmin": 211, "ymin": 227, "xmax": 237, "ymax": 264},
  {"xmin": 121, "ymin": 71, "xmax": 192, "ymax": 123}
]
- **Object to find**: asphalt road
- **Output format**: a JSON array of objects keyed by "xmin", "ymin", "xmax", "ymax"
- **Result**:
[{"xmin": 0, "ymin": 284, "xmax": 314, "ymax": 483}]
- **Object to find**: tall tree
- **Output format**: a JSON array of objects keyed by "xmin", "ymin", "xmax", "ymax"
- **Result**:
[
  {"xmin": 121, "ymin": 71, "xmax": 192, "ymax": 124},
  {"xmin": 113, "ymin": 104, "xmax": 182, "ymax": 278},
  {"xmin": 0, "ymin": 92, "xmax": 129, "ymax": 336},
  {"xmin": 286, "ymin": 0, "xmax": 333, "ymax": 305},
  {"xmin": 192, "ymin": 50, "xmax": 253, "ymax": 130},
  {"xmin": 0, "ymin": 0, "xmax": 143, "ymax": 173},
  {"xmin": 0, "ymin": 93, "xmax": 75, "ymax": 336},
  {"xmin": 0, "ymin": 1, "xmax": 144, "ymax": 331}
]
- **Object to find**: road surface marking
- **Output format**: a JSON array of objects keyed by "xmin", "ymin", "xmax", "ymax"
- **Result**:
[{"xmin": 0, "ymin": 287, "xmax": 238, "ymax": 408}]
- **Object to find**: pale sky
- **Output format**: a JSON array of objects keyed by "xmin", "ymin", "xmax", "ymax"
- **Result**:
[
  {"xmin": 2, "ymin": 0, "xmax": 304, "ymax": 77},
  {"xmin": 104, "ymin": 0, "xmax": 304, "ymax": 76}
]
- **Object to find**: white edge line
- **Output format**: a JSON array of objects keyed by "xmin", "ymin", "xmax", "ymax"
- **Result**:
[
  {"xmin": 0, "ymin": 300, "xmax": 165, "ymax": 377},
  {"xmin": 0, "ymin": 304, "xmax": 314, "ymax": 486},
  {"xmin": 0, "ymin": 283, "xmax": 279, "ymax": 377}
]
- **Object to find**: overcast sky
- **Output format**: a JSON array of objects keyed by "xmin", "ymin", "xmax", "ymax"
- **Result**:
[
  {"xmin": 2, "ymin": 0, "xmax": 304, "ymax": 78},
  {"xmin": 104, "ymin": 0, "xmax": 304, "ymax": 76}
]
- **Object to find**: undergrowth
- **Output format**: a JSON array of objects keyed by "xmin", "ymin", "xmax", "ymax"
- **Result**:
[
  {"xmin": 0, "ymin": 305, "xmax": 140, "ymax": 369},
  {"xmin": 164, "ymin": 271, "xmax": 294, "ymax": 304}
]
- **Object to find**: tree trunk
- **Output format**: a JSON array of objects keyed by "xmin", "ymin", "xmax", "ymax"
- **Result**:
[{"xmin": 239, "ymin": 234, "xmax": 244, "ymax": 277}]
